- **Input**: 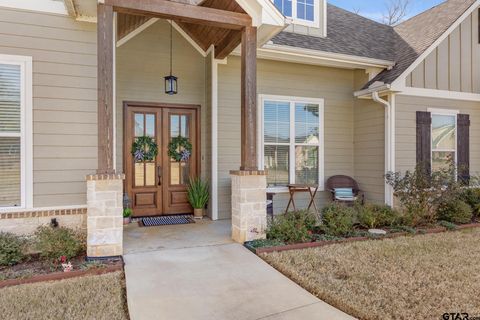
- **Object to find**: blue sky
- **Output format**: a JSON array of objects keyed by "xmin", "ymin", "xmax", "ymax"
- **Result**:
[{"xmin": 329, "ymin": 0, "xmax": 445, "ymax": 22}]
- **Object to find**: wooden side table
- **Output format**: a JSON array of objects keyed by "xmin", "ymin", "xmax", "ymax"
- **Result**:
[{"xmin": 285, "ymin": 184, "xmax": 319, "ymax": 214}]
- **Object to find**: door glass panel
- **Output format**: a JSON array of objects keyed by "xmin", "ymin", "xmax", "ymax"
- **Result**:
[
  {"xmin": 134, "ymin": 114, "xmax": 144, "ymax": 137},
  {"xmin": 145, "ymin": 162, "xmax": 156, "ymax": 186},
  {"xmin": 170, "ymin": 115, "xmax": 180, "ymax": 137},
  {"xmin": 295, "ymin": 146, "xmax": 319, "ymax": 185},
  {"xmin": 171, "ymin": 162, "xmax": 180, "ymax": 185},
  {"xmin": 180, "ymin": 115, "xmax": 189, "ymax": 138},
  {"xmin": 181, "ymin": 162, "xmax": 190, "ymax": 185},
  {"xmin": 145, "ymin": 114, "xmax": 155, "ymax": 137},
  {"xmin": 134, "ymin": 163, "xmax": 145, "ymax": 187}
]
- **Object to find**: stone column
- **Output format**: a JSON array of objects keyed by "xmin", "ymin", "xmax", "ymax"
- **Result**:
[
  {"xmin": 230, "ymin": 170, "xmax": 267, "ymax": 243},
  {"xmin": 86, "ymin": 174, "xmax": 125, "ymax": 258}
]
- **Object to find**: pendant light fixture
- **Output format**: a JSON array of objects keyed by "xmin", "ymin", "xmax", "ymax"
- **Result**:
[{"xmin": 165, "ymin": 20, "xmax": 178, "ymax": 95}]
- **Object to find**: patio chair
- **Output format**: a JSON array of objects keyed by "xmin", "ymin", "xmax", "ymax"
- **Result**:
[{"xmin": 325, "ymin": 175, "xmax": 364, "ymax": 205}]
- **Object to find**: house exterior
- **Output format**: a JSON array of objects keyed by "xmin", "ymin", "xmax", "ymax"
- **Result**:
[{"xmin": 0, "ymin": 0, "xmax": 478, "ymax": 256}]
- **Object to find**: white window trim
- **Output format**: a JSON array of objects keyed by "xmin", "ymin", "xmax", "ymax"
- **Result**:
[
  {"xmin": 0, "ymin": 54, "xmax": 33, "ymax": 211},
  {"xmin": 428, "ymin": 108, "xmax": 459, "ymax": 170},
  {"xmin": 271, "ymin": 0, "xmax": 321, "ymax": 28},
  {"xmin": 258, "ymin": 94, "xmax": 325, "ymax": 192}
]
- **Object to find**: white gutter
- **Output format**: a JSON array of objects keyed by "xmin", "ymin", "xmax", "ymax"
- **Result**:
[{"xmin": 372, "ymin": 92, "xmax": 395, "ymax": 207}]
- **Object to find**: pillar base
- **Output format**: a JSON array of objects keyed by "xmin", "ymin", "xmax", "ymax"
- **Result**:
[
  {"xmin": 86, "ymin": 174, "xmax": 125, "ymax": 258},
  {"xmin": 230, "ymin": 170, "xmax": 267, "ymax": 243}
]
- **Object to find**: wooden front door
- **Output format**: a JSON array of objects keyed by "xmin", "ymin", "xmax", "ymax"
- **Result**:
[{"xmin": 124, "ymin": 102, "xmax": 200, "ymax": 217}]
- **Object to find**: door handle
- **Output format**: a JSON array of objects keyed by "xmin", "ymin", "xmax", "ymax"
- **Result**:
[{"xmin": 157, "ymin": 166, "xmax": 162, "ymax": 186}]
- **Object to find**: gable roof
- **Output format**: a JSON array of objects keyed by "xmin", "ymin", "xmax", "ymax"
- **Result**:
[
  {"xmin": 366, "ymin": 0, "xmax": 477, "ymax": 89},
  {"xmin": 271, "ymin": 4, "xmax": 396, "ymax": 62},
  {"xmin": 268, "ymin": 0, "xmax": 477, "ymax": 89}
]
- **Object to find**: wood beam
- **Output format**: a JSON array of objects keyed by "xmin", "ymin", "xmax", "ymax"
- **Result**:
[
  {"xmin": 240, "ymin": 26, "xmax": 258, "ymax": 171},
  {"xmin": 105, "ymin": 0, "xmax": 251, "ymax": 30},
  {"xmin": 215, "ymin": 29, "xmax": 242, "ymax": 60},
  {"xmin": 97, "ymin": 4, "xmax": 115, "ymax": 174}
]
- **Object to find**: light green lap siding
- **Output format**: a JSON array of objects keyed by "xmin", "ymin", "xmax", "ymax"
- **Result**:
[
  {"xmin": 0, "ymin": 7, "xmax": 97, "ymax": 207},
  {"xmin": 395, "ymin": 95, "xmax": 480, "ymax": 174},
  {"xmin": 218, "ymin": 57, "xmax": 355, "ymax": 219}
]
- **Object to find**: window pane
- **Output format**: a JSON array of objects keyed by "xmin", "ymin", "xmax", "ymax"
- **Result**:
[
  {"xmin": 134, "ymin": 114, "xmax": 144, "ymax": 137},
  {"xmin": 0, "ymin": 137, "xmax": 21, "ymax": 207},
  {"xmin": 0, "ymin": 64, "xmax": 21, "ymax": 133},
  {"xmin": 432, "ymin": 151, "xmax": 455, "ymax": 172},
  {"xmin": 264, "ymin": 101, "xmax": 290, "ymax": 143},
  {"xmin": 295, "ymin": 146, "xmax": 318, "ymax": 185},
  {"xmin": 145, "ymin": 162, "xmax": 155, "ymax": 186},
  {"xmin": 171, "ymin": 162, "xmax": 180, "ymax": 185},
  {"xmin": 297, "ymin": 0, "xmax": 305, "ymax": 19},
  {"xmin": 134, "ymin": 163, "xmax": 144, "ymax": 187},
  {"xmin": 273, "ymin": 0, "xmax": 292, "ymax": 17},
  {"xmin": 295, "ymin": 103, "xmax": 319, "ymax": 144},
  {"xmin": 265, "ymin": 145, "xmax": 289, "ymax": 186},
  {"xmin": 180, "ymin": 115, "xmax": 189, "ymax": 138},
  {"xmin": 306, "ymin": 1, "xmax": 314, "ymax": 21},
  {"xmin": 145, "ymin": 114, "xmax": 155, "ymax": 137},
  {"xmin": 432, "ymin": 114, "xmax": 455, "ymax": 150}
]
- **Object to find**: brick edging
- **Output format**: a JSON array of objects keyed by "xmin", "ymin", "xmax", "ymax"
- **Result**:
[
  {"xmin": 0, "ymin": 261, "xmax": 123, "ymax": 289},
  {"xmin": 253, "ymin": 223, "xmax": 480, "ymax": 254},
  {"xmin": 0, "ymin": 207, "xmax": 87, "ymax": 220}
]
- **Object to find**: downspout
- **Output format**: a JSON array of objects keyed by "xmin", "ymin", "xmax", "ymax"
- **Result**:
[{"xmin": 372, "ymin": 92, "xmax": 395, "ymax": 207}]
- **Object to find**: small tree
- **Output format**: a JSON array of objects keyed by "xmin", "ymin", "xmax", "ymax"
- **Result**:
[{"xmin": 382, "ymin": 0, "xmax": 410, "ymax": 26}]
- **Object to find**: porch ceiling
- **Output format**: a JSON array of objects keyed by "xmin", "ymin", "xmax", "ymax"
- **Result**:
[{"xmin": 116, "ymin": 0, "xmax": 247, "ymax": 59}]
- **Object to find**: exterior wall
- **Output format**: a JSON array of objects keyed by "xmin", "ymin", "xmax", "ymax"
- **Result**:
[
  {"xmin": 353, "ymin": 70, "xmax": 385, "ymax": 204},
  {"xmin": 218, "ymin": 57, "xmax": 355, "ymax": 218},
  {"xmin": 0, "ymin": 7, "xmax": 97, "ymax": 208},
  {"xmin": 283, "ymin": 0, "xmax": 327, "ymax": 37},
  {"xmin": 115, "ymin": 19, "xmax": 207, "ymax": 176},
  {"xmin": 395, "ymin": 95, "xmax": 480, "ymax": 173},
  {"xmin": 405, "ymin": 9, "xmax": 480, "ymax": 93}
]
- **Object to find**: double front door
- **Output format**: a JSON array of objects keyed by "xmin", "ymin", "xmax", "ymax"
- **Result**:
[{"xmin": 124, "ymin": 103, "xmax": 199, "ymax": 217}]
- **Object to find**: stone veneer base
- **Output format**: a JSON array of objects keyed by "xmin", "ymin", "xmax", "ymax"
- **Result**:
[
  {"xmin": 230, "ymin": 170, "xmax": 267, "ymax": 243},
  {"xmin": 86, "ymin": 173, "xmax": 125, "ymax": 258}
]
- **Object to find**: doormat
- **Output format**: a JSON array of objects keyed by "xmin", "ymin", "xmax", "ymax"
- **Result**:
[{"xmin": 138, "ymin": 215, "xmax": 195, "ymax": 227}]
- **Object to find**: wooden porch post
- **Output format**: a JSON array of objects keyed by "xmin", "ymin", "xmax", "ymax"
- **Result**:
[
  {"xmin": 97, "ymin": 3, "xmax": 115, "ymax": 174},
  {"xmin": 240, "ymin": 26, "xmax": 257, "ymax": 171}
]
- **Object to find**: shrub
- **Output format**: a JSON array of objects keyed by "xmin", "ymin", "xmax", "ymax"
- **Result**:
[
  {"xmin": 356, "ymin": 204, "xmax": 399, "ymax": 229},
  {"xmin": 460, "ymin": 188, "xmax": 480, "ymax": 218},
  {"xmin": 321, "ymin": 203, "xmax": 356, "ymax": 237},
  {"xmin": 0, "ymin": 232, "xmax": 25, "ymax": 266},
  {"xmin": 385, "ymin": 159, "xmax": 464, "ymax": 226},
  {"xmin": 247, "ymin": 239, "xmax": 285, "ymax": 249},
  {"xmin": 34, "ymin": 226, "xmax": 86, "ymax": 261},
  {"xmin": 266, "ymin": 210, "xmax": 317, "ymax": 244},
  {"xmin": 123, "ymin": 208, "xmax": 133, "ymax": 218},
  {"xmin": 437, "ymin": 200, "xmax": 473, "ymax": 224}
]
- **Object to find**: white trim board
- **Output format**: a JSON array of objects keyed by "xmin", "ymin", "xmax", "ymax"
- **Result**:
[
  {"xmin": 391, "ymin": 0, "xmax": 480, "ymax": 88},
  {"xmin": 0, "ymin": 0, "xmax": 67, "ymax": 15},
  {"xmin": 0, "ymin": 54, "xmax": 33, "ymax": 210},
  {"xmin": 397, "ymin": 87, "xmax": 480, "ymax": 102}
]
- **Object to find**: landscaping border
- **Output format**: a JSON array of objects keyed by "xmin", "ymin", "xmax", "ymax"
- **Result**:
[
  {"xmin": 247, "ymin": 223, "xmax": 480, "ymax": 254},
  {"xmin": 0, "ymin": 258, "xmax": 124, "ymax": 289}
]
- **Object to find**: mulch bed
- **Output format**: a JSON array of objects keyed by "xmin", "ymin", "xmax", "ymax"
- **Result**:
[
  {"xmin": 247, "ymin": 222, "xmax": 480, "ymax": 254},
  {"xmin": 0, "ymin": 255, "xmax": 123, "ymax": 289}
]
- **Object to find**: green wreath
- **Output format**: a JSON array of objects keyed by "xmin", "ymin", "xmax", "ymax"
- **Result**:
[
  {"xmin": 131, "ymin": 136, "xmax": 158, "ymax": 162},
  {"xmin": 168, "ymin": 136, "xmax": 192, "ymax": 162}
]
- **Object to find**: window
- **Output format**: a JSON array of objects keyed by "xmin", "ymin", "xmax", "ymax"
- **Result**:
[
  {"xmin": 430, "ymin": 110, "xmax": 457, "ymax": 172},
  {"xmin": 0, "ymin": 55, "xmax": 32, "ymax": 209},
  {"xmin": 259, "ymin": 95, "xmax": 324, "ymax": 189},
  {"xmin": 273, "ymin": 0, "xmax": 318, "ymax": 26}
]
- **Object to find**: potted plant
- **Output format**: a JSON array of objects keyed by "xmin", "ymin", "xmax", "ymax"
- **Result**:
[
  {"xmin": 187, "ymin": 178, "xmax": 209, "ymax": 219},
  {"xmin": 123, "ymin": 208, "xmax": 133, "ymax": 225}
]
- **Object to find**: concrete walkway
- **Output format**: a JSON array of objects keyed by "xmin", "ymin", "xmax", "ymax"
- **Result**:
[{"xmin": 123, "ymin": 220, "xmax": 355, "ymax": 320}]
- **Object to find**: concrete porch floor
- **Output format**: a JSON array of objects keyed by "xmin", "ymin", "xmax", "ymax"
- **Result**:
[{"xmin": 123, "ymin": 219, "xmax": 356, "ymax": 320}]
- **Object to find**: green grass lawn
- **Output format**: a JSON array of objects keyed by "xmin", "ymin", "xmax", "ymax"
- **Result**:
[
  {"xmin": 262, "ymin": 228, "xmax": 480, "ymax": 320},
  {"xmin": 0, "ymin": 271, "xmax": 129, "ymax": 320}
]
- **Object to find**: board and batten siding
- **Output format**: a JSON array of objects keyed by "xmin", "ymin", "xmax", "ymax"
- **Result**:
[
  {"xmin": 218, "ymin": 57, "xmax": 355, "ymax": 218},
  {"xmin": 395, "ymin": 95, "xmax": 480, "ymax": 173},
  {"xmin": 115, "ymin": 20, "xmax": 207, "ymax": 176},
  {"xmin": 353, "ymin": 70, "xmax": 385, "ymax": 204},
  {"xmin": 405, "ymin": 9, "xmax": 480, "ymax": 93},
  {"xmin": 0, "ymin": 7, "xmax": 97, "ymax": 207}
]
